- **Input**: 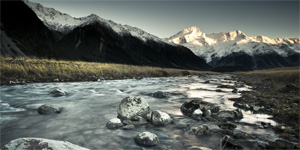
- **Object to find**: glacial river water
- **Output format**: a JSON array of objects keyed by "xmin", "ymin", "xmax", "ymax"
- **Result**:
[{"xmin": 0, "ymin": 75, "xmax": 278, "ymax": 149}]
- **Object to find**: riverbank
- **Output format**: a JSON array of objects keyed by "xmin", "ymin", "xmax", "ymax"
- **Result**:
[
  {"xmin": 233, "ymin": 67, "xmax": 300, "ymax": 140},
  {"xmin": 0, "ymin": 57, "xmax": 217, "ymax": 85}
]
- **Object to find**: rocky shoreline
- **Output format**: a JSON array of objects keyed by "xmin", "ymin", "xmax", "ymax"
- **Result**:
[{"xmin": 234, "ymin": 74, "xmax": 299, "ymax": 142}]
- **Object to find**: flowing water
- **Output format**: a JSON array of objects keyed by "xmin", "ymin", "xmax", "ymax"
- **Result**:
[{"xmin": 0, "ymin": 75, "xmax": 278, "ymax": 149}]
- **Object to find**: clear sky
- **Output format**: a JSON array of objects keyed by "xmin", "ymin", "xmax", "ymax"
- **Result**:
[{"xmin": 30, "ymin": 0, "xmax": 299, "ymax": 39}]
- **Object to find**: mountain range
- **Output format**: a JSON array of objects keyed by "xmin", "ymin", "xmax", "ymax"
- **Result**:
[
  {"xmin": 1, "ymin": 0, "xmax": 209, "ymax": 70},
  {"xmin": 167, "ymin": 26, "xmax": 300, "ymax": 69},
  {"xmin": 1, "ymin": 0, "xmax": 299, "ymax": 71}
]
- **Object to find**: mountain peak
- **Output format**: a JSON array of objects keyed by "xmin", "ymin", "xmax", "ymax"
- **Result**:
[{"xmin": 183, "ymin": 26, "xmax": 201, "ymax": 34}]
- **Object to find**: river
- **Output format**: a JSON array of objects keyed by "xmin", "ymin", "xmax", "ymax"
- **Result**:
[{"xmin": 0, "ymin": 74, "xmax": 278, "ymax": 149}]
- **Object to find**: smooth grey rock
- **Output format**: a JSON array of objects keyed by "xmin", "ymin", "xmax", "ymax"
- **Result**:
[
  {"xmin": 181, "ymin": 100, "xmax": 219, "ymax": 117},
  {"xmin": 252, "ymin": 106, "xmax": 261, "ymax": 112},
  {"xmin": 190, "ymin": 125, "xmax": 209, "ymax": 135},
  {"xmin": 217, "ymin": 109, "xmax": 243, "ymax": 120},
  {"xmin": 49, "ymin": 89, "xmax": 66, "ymax": 97},
  {"xmin": 151, "ymin": 110, "xmax": 172, "ymax": 126},
  {"xmin": 37, "ymin": 105, "xmax": 60, "ymax": 115},
  {"xmin": 217, "ymin": 111, "xmax": 235, "ymax": 120},
  {"xmin": 191, "ymin": 109, "xmax": 203, "ymax": 120},
  {"xmin": 117, "ymin": 97, "xmax": 150, "ymax": 120},
  {"xmin": 233, "ymin": 109, "xmax": 243, "ymax": 119},
  {"xmin": 220, "ymin": 135, "xmax": 243, "ymax": 149},
  {"xmin": 3, "ymin": 138, "xmax": 89, "ymax": 150},
  {"xmin": 232, "ymin": 88, "xmax": 238, "ymax": 93},
  {"xmin": 106, "ymin": 118, "xmax": 123, "ymax": 129},
  {"xmin": 218, "ymin": 123, "xmax": 237, "ymax": 130},
  {"xmin": 135, "ymin": 132, "xmax": 159, "ymax": 147},
  {"xmin": 203, "ymin": 109, "xmax": 211, "ymax": 117},
  {"xmin": 261, "ymin": 122, "xmax": 271, "ymax": 129},
  {"xmin": 152, "ymin": 91, "xmax": 166, "ymax": 98}
]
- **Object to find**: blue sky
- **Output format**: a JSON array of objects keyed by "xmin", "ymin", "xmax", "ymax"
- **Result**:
[{"xmin": 30, "ymin": 0, "xmax": 299, "ymax": 39}]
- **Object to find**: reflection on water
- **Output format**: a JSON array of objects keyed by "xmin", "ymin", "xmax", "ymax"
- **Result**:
[{"xmin": 0, "ymin": 75, "xmax": 278, "ymax": 149}]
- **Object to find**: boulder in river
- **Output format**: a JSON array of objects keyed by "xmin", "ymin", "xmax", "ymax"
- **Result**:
[
  {"xmin": 191, "ymin": 109, "xmax": 203, "ymax": 120},
  {"xmin": 218, "ymin": 123, "xmax": 237, "ymax": 130},
  {"xmin": 181, "ymin": 99, "xmax": 219, "ymax": 117},
  {"xmin": 135, "ymin": 132, "xmax": 159, "ymax": 147},
  {"xmin": 152, "ymin": 91, "xmax": 166, "ymax": 98},
  {"xmin": 217, "ymin": 111, "xmax": 235, "ymax": 120},
  {"xmin": 106, "ymin": 118, "xmax": 123, "ymax": 129},
  {"xmin": 203, "ymin": 109, "xmax": 211, "ymax": 117},
  {"xmin": 151, "ymin": 110, "xmax": 172, "ymax": 126},
  {"xmin": 189, "ymin": 125, "xmax": 210, "ymax": 135},
  {"xmin": 217, "ymin": 109, "xmax": 243, "ymax": 120},
  {"xmin": 220, "ymin": 135, "xmax": 243, "ymax": 150},
  {"xmin": 3, "ymin": 138, "xmax": 89, "ymax": 150},
  {"xmin": 37, "ymin": 105, "xmax": 60, "ymax": 115},
  {"xmin": 117, "ymin": 97, "xmax": 150, "ymax": 120},
  {"xmin": 49, "ymin": 89, "xmax": 66, "ymax": 97}
]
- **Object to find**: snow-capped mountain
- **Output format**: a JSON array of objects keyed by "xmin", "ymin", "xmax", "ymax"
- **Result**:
[
  {"xmin": 167, "ymin": 26, "xmax": 300, "ymax": 69},
  {"xmin": 25, "ymin": 1, "xmax": 161, "ymax": 42},
  {"xmin": 1, "ymin": 1, "xmax": 210, "ymax": 70}
]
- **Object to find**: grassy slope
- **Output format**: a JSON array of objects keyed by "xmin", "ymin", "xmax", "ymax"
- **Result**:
[
  {"xmin": 234, "ymin": 67, "xmax": 300, "ymax": 140},
  {"xmin": 0, "ymin": 57, "xmax": 217, "ymax": 85}
]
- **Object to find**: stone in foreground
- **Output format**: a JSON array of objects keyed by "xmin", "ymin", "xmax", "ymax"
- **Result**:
[
  {"xmin": 106, "ymin": 118, "xmax": 123, "ymax": 129},
  {"xmin": 151, "ymin": 110, "xmax": 172, "ymax": 126},
  {"xmin": 220, "ymin": 135, "xmax": 243, "ymax": 149},
  {"xmin": 217, "ymin": 109, "xmax": 243, "ymax": 120},
  {"xmin": 135, "ymin": 132, "xmax": 159, "ymax": 147},
  {"xmin": 181, "ymin": 99, "xmax": 219, "ymax": 117},
  {"xmin": 49, "ymin": 89, "xmax": 66, "ymax": 97},
  {"xmin": 191, "ymin": 109, "xmax": 203, "ymax": 120},
  {"xmin": 37, "ymin": 105, "xmax": 60, "ymax": 114},
  {"xmin": 189, "ymin": 125, "xmax": 210, "ymax": 135},
  {"xmin": 3, "ymin": 138, "xmax": 89, "ymax": 150},
  {"xmin": 117, "ymin": 97, "xmax": 150, "ymax": 120}
]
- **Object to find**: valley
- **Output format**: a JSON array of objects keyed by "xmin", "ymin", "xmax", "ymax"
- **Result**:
[{"xmin": 0, "ymin": 0, "xmax": 299, "ymax": 149}]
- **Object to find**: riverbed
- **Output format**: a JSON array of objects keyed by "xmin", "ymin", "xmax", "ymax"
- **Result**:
[{"xmin": 0, "ymin": 74, "xmax": 278, "ymax": 149}]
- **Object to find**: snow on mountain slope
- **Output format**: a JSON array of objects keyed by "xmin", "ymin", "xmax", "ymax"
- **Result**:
[
  {"xmin": 167, "ymin": 26, "xmax": 300, "ymax": 63},
  {"xmin": 25, "ymin": 1, "xmax": 161, "ymax": 42}
]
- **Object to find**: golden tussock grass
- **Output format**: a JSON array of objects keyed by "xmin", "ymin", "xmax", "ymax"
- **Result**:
[
  {"xmin": 235, "ymin": 67, "xmax": 300, "ymax": 84},
  {"xmin": 0, "ymin": 57, "xmax": 218, "ymax": 84}
]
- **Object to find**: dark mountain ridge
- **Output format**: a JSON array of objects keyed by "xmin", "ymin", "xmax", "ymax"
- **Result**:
[{"xmin": 1, "ymin": 1, "xmax": 210, "ymax": 70}]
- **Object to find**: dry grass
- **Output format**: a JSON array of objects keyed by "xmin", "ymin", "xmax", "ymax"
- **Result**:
[
  {"xmin": 0, "ymin": 57, "xmax": 218, "ymax": 84},
  {"xmin": 235, "ymin": 67, "xmax": 300, "ymax": 84}
]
